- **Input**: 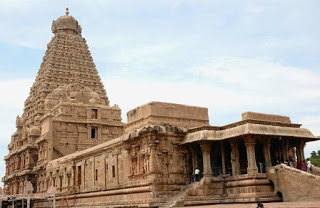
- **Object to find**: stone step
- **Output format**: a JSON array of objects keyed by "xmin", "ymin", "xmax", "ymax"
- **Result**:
[
  {"xmin": 160, "ymin": 182, "xmax": 199, "ymax": 208},
  {"xmin": 184, "ymin": 195, "xmax": 281, "ymax": 206},
  {"xmin": 179, "ymin": 201, "xmax": 320, "ymax": 208}
]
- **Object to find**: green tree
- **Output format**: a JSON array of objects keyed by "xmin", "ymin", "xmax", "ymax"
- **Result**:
[
  {"xmin": 311, "ymin": 151, "xmax": 318, "ymax": 158},
  {"xmin": 309, "ymin": 150, "xmax": 320, "ymax": 167}
]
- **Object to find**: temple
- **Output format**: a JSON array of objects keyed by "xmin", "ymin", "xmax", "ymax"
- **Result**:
[{"xmin": 2, "ymin": 8, "xmax": 320, "ymax": 208}]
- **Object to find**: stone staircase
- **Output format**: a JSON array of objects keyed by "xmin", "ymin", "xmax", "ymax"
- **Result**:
[
  {"xmin": 267, "ymin": 164, "xmax": 320, "ymax": 202},
  {"xmin": 188, "ymin": 201, "xmax": 320, "ymax": 208},
  {"xmin": 311, "ymin": 164, "xmax": 320, "ymax": 176},
  {"xmin": 160, "ymin": 182, "xmax": 199, "ymax": 208}
]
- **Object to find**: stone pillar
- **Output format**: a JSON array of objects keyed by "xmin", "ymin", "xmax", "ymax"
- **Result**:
[
  {"xmin": 294, "ymin": 146, "xmax": 298, "ymax": 162},
  {"xmin": 149, "ymin": 143, "xmax": 159, "ymax": 173},
  {"xmin": 27, "ymin": 198, "xmax": 30, "ymax": 208},
  {"xmin": 263, "ymin": 138, "xmax": 272, "ymax": 168},
  {"xmin": 116, "ymin": 153, "xmax": 119, "ymax": 185},
  {"xmin": 299, "ymin": 140, "xmax": 306, "ymax": 161},
  {"xmin": 46, "ymin": 114, "xmax": 54, "ymax": 161},
  {"xmin": 194, "ymin": 150, "xmax": 199, "ymax": 169},
  {"xmin": 200, "ymin": 142, "xmax": 212, "ymax": 177},
  {"xmin": 281, "ymin": 139, "xmax": 289, "ymax": 162},
  {"xmin": 221, "ymin": 142, "xmax": 226, "ymax": 175},
  {"xmin": 296, "ymin": 142, "xmax": 301, "ymax": 162},
  {"xmin": 92, "ymin": 158, "xmax": 95, "ymax": 188},
  {"xmin": 244, "ymin": 137, "xmax": 258, "ymax": 175},
  {"xmin": 230, "ymin": 140, "xmax": 240, "ymax": 176},
  {"xmin": 190, "ymin": 146, "xmax": 195, "ymax": 172}
]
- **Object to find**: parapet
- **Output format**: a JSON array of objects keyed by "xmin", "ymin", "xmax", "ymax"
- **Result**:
[
  {"xmin": 242, "ymin": 111, "xmax": 291, "ymax": 123},
  {"xmin": 126, "ymin": 101, "xmax": 209, "ymax": 132}
]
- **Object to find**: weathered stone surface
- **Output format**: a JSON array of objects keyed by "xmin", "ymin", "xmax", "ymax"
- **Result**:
[
  {"xmin": 126, "ymin": 101, "xmax": 209, "ymax": 133},
  {"xmin": 242, "ymin": 111, "xmax": 291, "ymax": 123},
  {"xmin": 268, "ymin": 164, "xmax": 320, "ymax": 202}
]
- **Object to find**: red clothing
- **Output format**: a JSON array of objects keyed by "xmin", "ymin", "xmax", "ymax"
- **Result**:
[
  {"xmin": 301, "ymin": 162, "xmax": 307, "ymax": 171},
  {"xmin": 296, "ymin": 161, "xmax": 301, "ymax": 169}
]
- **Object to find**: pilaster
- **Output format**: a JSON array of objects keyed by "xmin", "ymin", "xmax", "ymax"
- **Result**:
[{"xmin": 149, "ymin": 143, "xmax": 159, "ymax": 173}]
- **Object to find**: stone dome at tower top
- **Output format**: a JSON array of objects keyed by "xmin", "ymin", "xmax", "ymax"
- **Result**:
[{"xmin": 51, "ymin": 7, "xmax": 82, "ymax": 35}]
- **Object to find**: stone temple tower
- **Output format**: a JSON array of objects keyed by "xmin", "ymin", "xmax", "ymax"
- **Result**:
[{"xmin": 3, "ymin": 8, "xmax": 124, "ymax": 195}]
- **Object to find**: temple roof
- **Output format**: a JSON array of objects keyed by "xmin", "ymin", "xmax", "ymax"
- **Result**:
[
  {"xmin": 182, "ymin": 120, "xmax": 317, "ymax": 144},
  {"xmin": 51, "ymin": 7, "xmax": 82, "ymax": 35}
]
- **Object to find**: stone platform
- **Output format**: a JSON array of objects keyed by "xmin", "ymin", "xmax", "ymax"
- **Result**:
[{"xmin": 185, "ymin": 201, "xmax": 320, "ymax": 208}]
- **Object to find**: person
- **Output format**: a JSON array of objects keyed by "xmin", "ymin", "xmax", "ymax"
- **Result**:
[
  {"xmin": 307, "ymin": 158, "xmax": 312, "ymax": 173},
  {"xmin": 301, "ymin": 161, "xmax": 307, "ymax": 171},
  {"xmin": 289, "ymin": 156, "xmax": 294, "ymax": 168},
  {"xmin": 296, "ymin": 160, "xmax": 301, "ymax": 169},
  {"xmin": 194, "ymin": 168, "xmax": 200, "ymax": 181}
]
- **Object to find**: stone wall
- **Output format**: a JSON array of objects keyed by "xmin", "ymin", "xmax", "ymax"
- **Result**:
[{"xmin": 33, "ymin": 125, "xmax": 190, "ymax": 207}]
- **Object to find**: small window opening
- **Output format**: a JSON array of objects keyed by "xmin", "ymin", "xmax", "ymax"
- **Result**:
[
  {"xmin": 78, "ymin": 166, "xmax": 82, "ymax": 185},
  {"xmin": 95, "ymin": 169, "xmax": 98, "ymax": 181},
  {"xmin": 112, "ymin": 165, "xmax": 115, "ymax": 178},
  {"xmin": 91, "ymin": 127, "xmax": 97, "ymax": 139}
]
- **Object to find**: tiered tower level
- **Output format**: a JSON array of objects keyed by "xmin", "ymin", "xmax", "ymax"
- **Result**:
[{"xmin": 3, "ymin": 9, "xmax": 123, "ymax": 194}]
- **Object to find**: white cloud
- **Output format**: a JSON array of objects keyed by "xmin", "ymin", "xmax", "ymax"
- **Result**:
[
  {"xmin": 111, "ymin": 44, "xmax": 175, "ymax": 66},
  {"xmin": 104, "ymin": 56, "xmax": 320, "ymax": 123},
  {"xmin": 300, "ymin": 115, "xmax": 320, "ymax": 158},
  {"xmin": 0, "ymin": 79, "xmax": 33, "ymax": 106},
  {"xmin": 0, "ymin": 79, "xmax": 32, "ymax": 147},
  {"xmin": 300, "ymin": 115, "xmax": 320, "ymax": 136},
  {"xmin": 188, "ymin": 56, "xmax": 320, "ymax": 104}
]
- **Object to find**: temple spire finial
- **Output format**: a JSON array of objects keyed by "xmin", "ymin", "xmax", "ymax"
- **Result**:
[{"xmin": 66, "ymin": 4, "xmax": 69, "ymax": 15}]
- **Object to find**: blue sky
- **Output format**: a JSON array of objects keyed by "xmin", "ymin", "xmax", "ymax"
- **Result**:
[{"xmin": 0, "ymin": 0, "xmax": 320, "ymax": 185}]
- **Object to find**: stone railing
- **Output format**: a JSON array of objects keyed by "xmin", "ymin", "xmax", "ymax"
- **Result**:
[
  {"xmin": 269, "ymin": 164, "xmax": 320, "ymax": 202},
  {"xmin": 274, "ymin": 164, "xmax": 320, "ymax": 180},
  {"xmin": 311, "ymin": 164, "xmax": 320, "ymax": 176}
]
